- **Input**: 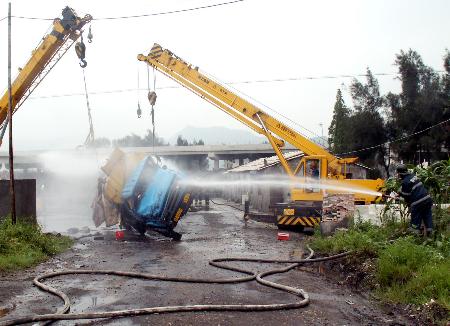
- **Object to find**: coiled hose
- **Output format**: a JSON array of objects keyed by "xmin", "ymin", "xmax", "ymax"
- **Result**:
[{"xmin": 0, "ymin": 248, "xmax": 349, "ymax": 325}]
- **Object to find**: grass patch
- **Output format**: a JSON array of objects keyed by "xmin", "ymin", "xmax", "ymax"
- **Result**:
[
  {"xmin": 375, "ymin": 237, "xmax": 449, "ymax": 311},
  {"xmin": 0, "ymin": 219, "xmax": 73, "ymax": 271},
  {"xmin": 310, "ymin": 221, "xmax": 398, "ymax": 256},
  {"xmin": 310, "ymin": 218, "xmax": 450, "ymax": 323}
]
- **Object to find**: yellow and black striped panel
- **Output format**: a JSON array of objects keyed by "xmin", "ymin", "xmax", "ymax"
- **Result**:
[
  {"xmin": 173, "ymin": 208, "xmax": 184, "ymax": 222},
  {"xmin": 277, "ymin": 215, "xmax": 320, "ymax": 227},
  {"xmin": 149, "ymin": 44, "xmax": 163, "ymax": 59}
]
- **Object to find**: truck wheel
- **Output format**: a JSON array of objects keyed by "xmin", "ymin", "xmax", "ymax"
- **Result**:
[
  {"xmin": 171, "ymin": 231, "xmax": 182, "ymax": 241},
  {"xmin": 172, "ymin": 233, "xmax": 182, "ymax": 241},
  {"xmin": 136, "ymin": 223, "xmax": 146, "ymax": 236},
  {"xmin": 277, "ymin": 224, "xmax": 304, "ymax": 232}
]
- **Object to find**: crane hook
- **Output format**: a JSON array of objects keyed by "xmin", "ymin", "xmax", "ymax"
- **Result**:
[
  {"xmin": 79, "ymin": 58, "xmax": 87, "ymax": 68},
  {"xmin": 87, "ymin": 26, "xmax": 93, "ymax": 43},
  {"xmin": 137, "ymin": 103, "xmax": 142, "ymax": 118},
  {"xmin": 75, "ymin": 35, "xmax": 87, "ymax": 68},
  {"xmin": 148, "ymin": 91, "xmax": 157, "ymax": 106}
]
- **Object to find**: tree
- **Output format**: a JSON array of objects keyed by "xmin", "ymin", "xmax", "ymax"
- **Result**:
[
  {"xmin": 328, "ymin": 89, "xmax": 351, "ymax": 154},
  {"xmin": 142, "ymin": 129, "xmax": 167, "ymax": 146},
  {"xmin": 443, "ymin": 50, "xmax": 450, "ymax": 100},
  {"xmin": 386, "ymin": 49, "xmax": 449, "ymax": 163},
  {"xmin": 176, "ymin": 135, "xmax": 189, "ymax": 146},
  {"xmin": 192, "ymin": 139, "xmax": 205, "ymax": 146},
  {"xmin": 113, "ymin": 133, "xmax": 144, "ymax": 147},
  {"xmin": 113, "ymin": 130, "xmax": 166, "ymax": 147},
  {"xmin": 348, "ymin": 69, "xmax": 388, "ymax": 176}
]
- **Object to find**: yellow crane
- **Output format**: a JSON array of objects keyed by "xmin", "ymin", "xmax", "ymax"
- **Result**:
[
  {"xmin": 138, "ymin": 44, "xmax": 384, "ymax": 228},
  {"xmin": 0, "ymin": 7, "xmax": 92, "ymax": 146}
]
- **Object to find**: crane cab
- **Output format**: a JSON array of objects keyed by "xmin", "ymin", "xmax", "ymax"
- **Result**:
[
  {"xmin": 274, "ymin": 156, "xmax": 327, "ymax": 230},
  {"xmin": 290, "ymin": 156, "xmax": 328, "ymax": 202}
]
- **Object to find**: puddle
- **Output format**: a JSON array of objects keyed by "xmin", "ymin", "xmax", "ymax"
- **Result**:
[
  {"xmin": 72, "ymin": 242, "xmax": 91, "ymax": 251},
  {"xmin": 72, "ymin": 293, "xmax": 117, "ymax": 312},
  {"xmin": 39, "ymin": 213, "xmax": 94, "ymax": 233}
]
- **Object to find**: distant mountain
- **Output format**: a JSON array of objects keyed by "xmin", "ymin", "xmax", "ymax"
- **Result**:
[{"xmin": 169, "ymin": 126, "xmax": 265, "ymax": 145}]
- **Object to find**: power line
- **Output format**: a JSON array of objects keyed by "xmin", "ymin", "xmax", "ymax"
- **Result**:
[
  {"xmin": 28, "ymin": 69, "xmax": 448, "ymax": 101},
  {"xmin": 234, "ymin": 72, "xmax": 395, "ymax": 83},
  {"xmin": 22, "ymin": 71, "xmax": 400, "ymax": 143},
  {"xmin": 8, "ymin": 0, "xmax": 245, "ymax": 21},
  {"xmin": 335, "ymin": 117, "xmax": 450, "ymax": 156},
  {"xmin": 0, "ymin": 16, "xmax": 7, "ymax": 22},
  {"xmin": 26, "ymin": 72, "xmax": 405, "ymax": 100},
  {"xmin": 203, "ymin": 69, "xmax": 326, "ymax": 141}
]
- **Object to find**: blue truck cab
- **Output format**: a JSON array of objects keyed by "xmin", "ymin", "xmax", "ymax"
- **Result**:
[{"xmin": 120, "ymin": 156, "xmax": 193, "ymax": 240}]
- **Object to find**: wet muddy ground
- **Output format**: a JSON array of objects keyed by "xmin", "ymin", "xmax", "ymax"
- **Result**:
[{"xmin": 0, "ymin": 201, "xmax": 412, "ymax": 325}]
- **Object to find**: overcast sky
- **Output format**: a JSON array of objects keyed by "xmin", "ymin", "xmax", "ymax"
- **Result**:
[{"xmin": 0, "ymin": 0, "xmax": 449, "ymax": 151}]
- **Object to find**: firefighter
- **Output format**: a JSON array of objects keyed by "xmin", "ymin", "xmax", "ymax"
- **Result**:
[{"xmin": 396, "ymin": 164, "xmax": 433, "ymax": 236}]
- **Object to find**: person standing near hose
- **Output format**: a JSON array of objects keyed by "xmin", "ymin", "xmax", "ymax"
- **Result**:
[{"xmin": 395, "ymin": 164, "xmax": 433, "ymax": 236}]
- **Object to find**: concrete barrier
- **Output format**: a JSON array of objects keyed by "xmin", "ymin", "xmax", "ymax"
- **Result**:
[
  {"xmin": 355, "ymin": 203, "xmax": 449, "ymax": 225},
  {"xmin": 0, "ymin": 179, "xmax": 36, "ymax": 223}
]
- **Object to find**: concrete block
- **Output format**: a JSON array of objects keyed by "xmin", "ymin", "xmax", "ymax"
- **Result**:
[
  {"xmin": 0, "ymin": 179, "xmax": 36, "ymax": 223},
  {"xmin": 320, "ymin": 193, "xmax": 354, "ymax": 236}
]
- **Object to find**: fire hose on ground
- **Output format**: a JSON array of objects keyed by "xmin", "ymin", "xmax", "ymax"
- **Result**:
[{"xmin": 0, "ymin": 248, "xmax": 349, "ymax": 325}]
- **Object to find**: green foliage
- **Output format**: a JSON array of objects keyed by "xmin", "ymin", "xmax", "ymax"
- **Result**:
[
  {"xmin": 176, "ymin": 135, "xmax": 189, "ymax": 146},
  {"xmin": 328, "ymin": 89, "xmax": 351, "ymax": 154},
  {"xmin": 310, "ymin": 221, "xmax": 390, "ymax": 256},
  {"xmin": 327, "ymin": 70, "xmax": 388, "ymax": 175},
  {"xmin": 399, "ymin": 260, "xmax": 450, "ymax": 307},
  {"xmin": 376, "ymin": 237, "xmax": 441, "ymax": 285},
  {"xmin": 414, "ymin": 160, "xmax": 450, "ymax": 235},
  {"xmin": 386, "ymin": 49, "xmax": 449, "ymax": 163},
  {"xmin": 311, "ymin": 220, "xmax": 450, "ymax": 317},
  {"xmin": 348, "ymin": 69, "xmax": 387, "ymax": 170},
  {"xmin": 192, "ymin": 139, "xmax": 205, "ymax": 145},
  {"xmin": 0, "ymin": 219, "xmax": 72, "ymax": 271},
  {"xmin": 413, "ymin": 159, "xmax": 450, "ymax": 204},
  {"xmin": 376, "ymin": 237, "xmax": 449, "ymax": 310},
  {"xmin": 176, "ymin": 135, "xmax": 206, "ymax": 146},
  {"xmin": 380, "ymin": 160, "xmax": 450, "ymax": 235},
  {"xmin": 114, "ymin": 130, "xmax": 167, "ymax": 147},
  {"xmin": 331, "ymin": 50, "xmax": 449, "ymax": 171},
  {"xmin": 379, "ymin": 177, "xmax": 410, "ymax": 224}
]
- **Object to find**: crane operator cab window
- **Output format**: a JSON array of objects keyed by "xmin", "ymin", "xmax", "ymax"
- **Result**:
[{"xmin": 305, "ymin": 159, "xmax": 320, "ymax": 193}]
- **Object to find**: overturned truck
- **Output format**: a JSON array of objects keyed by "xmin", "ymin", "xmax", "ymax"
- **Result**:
[{"xmin": 92, "ymin": 148, "xmax": 194, "ymax": 240}]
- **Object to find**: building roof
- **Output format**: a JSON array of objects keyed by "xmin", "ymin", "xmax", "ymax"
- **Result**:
[
  {"xmin": 226, "ymin": 150, "xmax": 373, "ymax": 173},
  {"xmin": 226, "ymin": 151, "xmax": 304, "ymax": 173}
]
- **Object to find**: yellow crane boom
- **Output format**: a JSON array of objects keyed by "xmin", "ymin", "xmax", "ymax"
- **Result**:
[
  {"xmin": 137, "ymin": 43, "xmax": 383, "ymax": 223},
  {"xmin": 0, "ymin": 7, "xmax": 92, "ymax": 145}
]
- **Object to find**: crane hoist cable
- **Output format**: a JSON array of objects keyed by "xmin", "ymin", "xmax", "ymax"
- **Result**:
[
  {"xmin": 136, "ymin": 65, "xmax": 142, "ymax": 118},
  {"xmin": 147, "ymin": 65, "xmax": 157, "ymax": 150},
  {"xmin": 82, "ymin": 68, "xmax": 95, "ymax": 146},
  {"xmin": 75, "ymin": 30, "xmax": 95, "ymax": 146}
]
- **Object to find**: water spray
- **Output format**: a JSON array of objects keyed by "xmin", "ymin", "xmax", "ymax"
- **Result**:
[{"xmin": 181, "ymin": 174, "xmax": 383, "ymax": 198}]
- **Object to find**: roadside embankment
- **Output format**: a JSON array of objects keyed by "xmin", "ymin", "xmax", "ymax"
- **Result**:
[
  {"xmin": 310, "ymin": 213, "xmax": 450, "ymax": 325},
  {"xmin": 0, "ymin": 219, "xmax": 73, "ymax": 271}
]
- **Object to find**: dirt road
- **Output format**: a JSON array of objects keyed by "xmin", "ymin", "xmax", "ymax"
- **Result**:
[{"xmin": 0, "ymin": 202, "xmax": 411, "ymax": 325}]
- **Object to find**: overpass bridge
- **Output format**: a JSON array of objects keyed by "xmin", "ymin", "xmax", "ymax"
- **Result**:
[{"xmin": 0, "ymin": 144, "xmax": 297, "ymax": 172}]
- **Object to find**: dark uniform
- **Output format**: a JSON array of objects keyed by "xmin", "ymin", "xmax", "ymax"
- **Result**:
[{"xmin": 397, "ymin": 165, "xmax": 433, "ymax": 234}]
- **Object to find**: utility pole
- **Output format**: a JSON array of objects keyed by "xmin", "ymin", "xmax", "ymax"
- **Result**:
[{"xmin": 8, "ymin": 2, "xmax": 17, "ymax": 224}]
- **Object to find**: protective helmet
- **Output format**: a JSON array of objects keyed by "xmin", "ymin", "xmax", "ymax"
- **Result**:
[{"xmin": 396, "ymin": 164, "xmax": 408, "ymax": 175}]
